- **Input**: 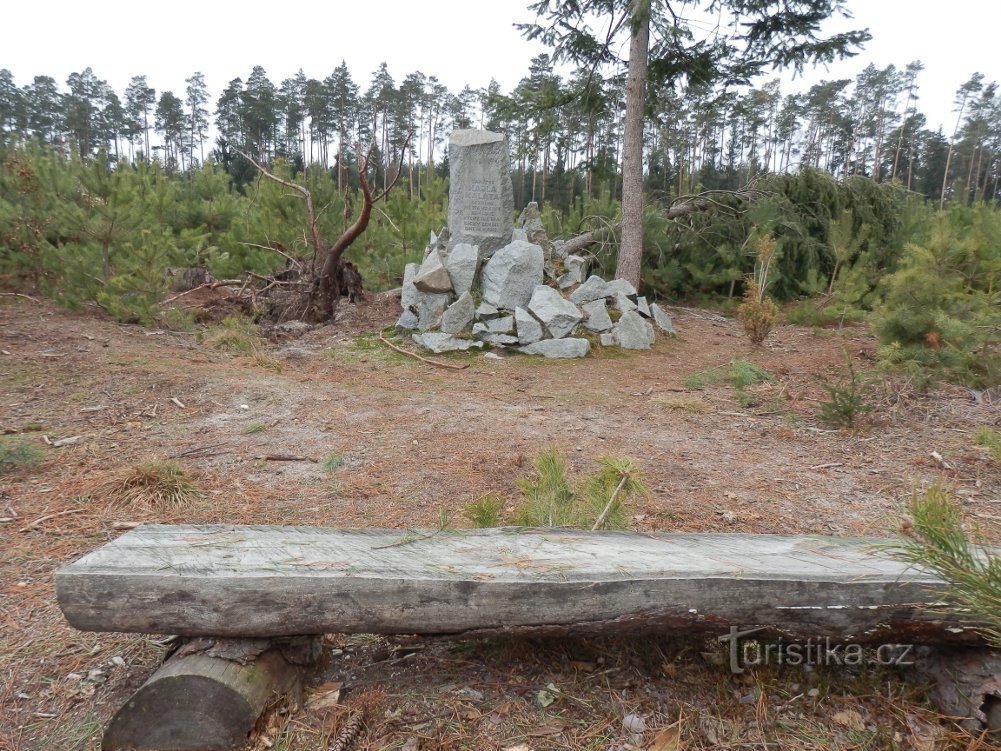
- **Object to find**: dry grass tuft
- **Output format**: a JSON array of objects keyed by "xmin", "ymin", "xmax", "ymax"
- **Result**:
[
  {"xmin": 654, "ymin": 396, "xmax": 712, "ymax": 414},
  {"xmin": 87, "ymin": 460, "xmax": 201, "ymax": 511}
]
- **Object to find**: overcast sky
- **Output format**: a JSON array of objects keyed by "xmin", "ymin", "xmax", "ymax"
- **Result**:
[{"xmin": 4, "ymin": 0, "xmax": 998, "ymax": 134}]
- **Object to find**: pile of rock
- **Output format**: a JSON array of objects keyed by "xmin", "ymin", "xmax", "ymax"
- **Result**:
[
  {"xmin": 396, "ymin": 217, "xmax": 675, "ymax": 358},
  {"xmin": 394, "ymin": 128, "xmax": 675, "ymax": 358}
]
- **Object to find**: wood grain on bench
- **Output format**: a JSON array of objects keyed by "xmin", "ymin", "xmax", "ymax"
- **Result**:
[{"xmin": 55, "ymin": 524, "xmax": 979, "ymax": 642}]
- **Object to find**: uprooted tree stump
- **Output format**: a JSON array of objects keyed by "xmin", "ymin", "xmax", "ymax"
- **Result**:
[{"xmin": 236, "ymin": 134, "xmax": 410, "ymax": 325}]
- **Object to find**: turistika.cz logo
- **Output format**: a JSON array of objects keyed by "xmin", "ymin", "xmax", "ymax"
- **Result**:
[{"xmin": 718, "ymin": 627, "xmax": 916, "ymax": 674}]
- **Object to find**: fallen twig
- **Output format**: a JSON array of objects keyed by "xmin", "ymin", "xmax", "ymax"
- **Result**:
[
  {"xmin": 930, "ymin": 451, "xmax": 955, "ymax": 471},
  {"xmin": 257, "ymin": 454, "xmax": 318, "ymax": 463},
  {"xmin": 592, "ymin": 473, "xmax": 630, "ymax": 531},
  {"xmin": 378, "ymin": 334, "xmax": 469, "ymax": 371},
  {"xmin": 45, "ymin": 435, "xmax": 82, "ymax": 447},
  {"xmin": 111, "ymin": 521, "xmax": 143, "ymax": 530},
  {"xmin": 371, "ymin": 528, "xmax": 444, "ymax": 550},
  {"xmin": 20, "ymin": 507, "xmax": 86, "ymax": 532},
  {"xmin": 170, "ymin": 397, "xmax": 186, "ymax": 409},
  {"xmin": 169, "ymin": 443, "xmax": 229, "ymax": 459},
  {"xmin": 810, "ymin": 462, "xmax": 844, "ymax": 470},
  {"xmin": 162, "ymin": 280, "xmax": 246, "ymax": 306},
  {"xmin": 0, "ymin": 292, "xmax": 42, "ymax": 303}
]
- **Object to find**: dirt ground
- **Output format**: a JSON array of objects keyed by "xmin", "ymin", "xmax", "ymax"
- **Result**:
[{"xmin": 2, "ymin": 292, "xmax": 1000, "ymax": 751}]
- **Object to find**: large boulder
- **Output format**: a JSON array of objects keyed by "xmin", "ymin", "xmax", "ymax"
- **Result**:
[
  {"xmin": 445, "ymin": 243, "xmax": 478, "ymax": 298},
  {"xmin": 516, "ymin": 202, "xmax": 554, "ymax": 261},
  {"xmin": 472, "ymin": 323, "xmax": 520, "ymax": 346},
  {"xmin": 515, "ymin": 307, "xmax": 544, "ymax": 344},
  {"xmin": 413, "ymin": 250, "xmax": 452, "ymax": 294},
  {"xmin": 581, "ymin": 299, "xmax": 613, "ymax": 332},
  {"xmin": 605, "ymin": 278, "xmax": 638, "ymax": 299},
  {"xmin": 475, "ymin": 301, "xmax": 501, "ymax": 320},
  {"xmin": 401, "ymin": 262, "xmax": 448, "ymax": 331},
  {"xmin": 615, "ymin": 310, "xmax": 655, "ymax": 350},
  {"xmin": 394, "ymin": 308, "xmax": 419, "ymax": 332},
  {"xmin": 482, "ymin": 315, "xmax": 514, "ymax": 334},
  {"xmin": 520, "ymin": 338, "xmax": 590, "ymax": 359},
  {"xmin": 440, "ymin": 292, "xmax": 475, "ymax": 335},
  {"xmin": 569, "ymin": 275, "xmax": 610, "ymax": 305},
  {"xmin": 650, "ymin": 303, "xmax": 677, "ymax": 336},
  {"xmin": 612, "ymin": 292, "xmax": 638, "ymax": 314},
  {"xmin": 481, "ymin": 240, "xmax": 545, "ymax": 311},
  {"xmin": 412, "ymin": 333, "xmax": 484, "ymax": 353},
  {"xmin": 558, "ymin": 254, "xmax": 588, "ymax": 289},
  {"xmin": 635, "ymin": 296, "xmax": 652, "ymax": 318},
  {"xmin": 528, "ymin": 285, "xmax": 583, "ymax": 339}
]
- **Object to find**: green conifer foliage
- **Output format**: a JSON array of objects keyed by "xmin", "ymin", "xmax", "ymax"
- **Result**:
[{"xmin": 874, "ymin": 205, "xmax": 1001, "ymax": 386}]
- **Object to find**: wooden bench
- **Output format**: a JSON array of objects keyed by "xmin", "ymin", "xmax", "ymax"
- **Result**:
[{"xmin": 56, "ymin": 524, "xmax": 985, "ymax": 749}]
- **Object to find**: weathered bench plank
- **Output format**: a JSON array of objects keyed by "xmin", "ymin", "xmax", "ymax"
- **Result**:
[{"xmin": 55, "ymin": 524, "xmax": 980, "ymax": 642}]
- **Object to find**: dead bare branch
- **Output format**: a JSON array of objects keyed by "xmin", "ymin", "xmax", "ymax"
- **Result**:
[
  {"xmin": 238, "ymin": 242, "xmax": 304, "ymax": 270},
  {"xmin": 378, "ymin": 333, "xmax": 470, "ymax": 371},
  {"xmin": 235, "ymin": 149, "xmax": 323, "ymax": 258},
  {"xmin": 162, "ymin": 280, "xmax": 247, "ymax": 306}
]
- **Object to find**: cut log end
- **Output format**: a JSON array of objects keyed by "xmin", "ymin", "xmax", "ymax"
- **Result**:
[{"xmin": 103, "ymin": 647, "xmax": 304, "ymax": 751}]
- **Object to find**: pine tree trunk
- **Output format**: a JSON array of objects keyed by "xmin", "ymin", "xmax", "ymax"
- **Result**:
[
  {"xmin": 614, "ymin": 0, "xmax": 650, "ymax": 289},
  {"xmin": 940, "ymin": 142, "xmax": 956, "ymax": 209}
]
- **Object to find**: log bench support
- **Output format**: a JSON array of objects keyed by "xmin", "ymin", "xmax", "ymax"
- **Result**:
[
  {"xmin": 102, "ymin": 637, "xmax": 320, "ymax": 751},
  {"xmin": 54, "ymin": 524, "xmax": 999, "ymax": 747}
]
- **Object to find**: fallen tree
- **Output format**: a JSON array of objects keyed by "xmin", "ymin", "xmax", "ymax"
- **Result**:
[{"xmin": 559, "ymin": 187, "xmax": 766, "ymax": 258}]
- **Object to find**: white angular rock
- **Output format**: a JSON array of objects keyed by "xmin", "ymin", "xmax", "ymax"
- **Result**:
[
  {"xmin": 413, "ymin": 251, "xmax": 452, "ymax": 293},
  {"xmin": 511, "ymin": 228, "xmax": 528, "ymax": 241},
  {"xmin": 615, "ymin": 310, "xmax": 655, "ymax": 350},
  {"xmin": 599, "ymin": 332, "xmax": 618, "ymax": 346},
  {"xmin": 516, "ymin": 201, "xmax": 554, "ymax": 261},
  {"xmin": 402, "ymin": 262, "xmax": 448, "ymax": 331},
  {"xmin": 558, "ymin": 254, "xmax": 588, "ymax": 289},
  {"xmin": 394, "ymin": 308, "xmax": 419, "ymax": 332},
  {"xmin": 520, "ymin": 338, "xmax": 590, "ymax": 359},
  {"xmin": 412, "ymin": 333, "xmax": 484, "ymax": 353},
  {"xmin": 605, "ymin": 278, "xmax": 638, "ymax": 298},
  {"xmin": 650, "ymin": 303, "xmax": 677, "ymax": 336},
  {"xmin": 515, "ymin": 306, "xmax": 543, "ymax": 344},
  {"xmin": 636, "ymin": 296, "xmax": 651, "ymax": 317},
  {"xmin": 484, "ymin": 315, "xmax": 514, "ymax": 334},
  {"xmin": 445, "ymin": 243, "xmax": 478, "ymax": 297},
  {"xmin": 581, "ymin": 299, "xmax": 613, "ymax": 332},
  {"xmin": 612, "ymin": 292, "xmax": 638, "ymax": 314},
  {"xmin": 400, "ymin": 263, "xmax": 420, "ymax": 308},
  {"xmin": 569, "ymin": 275, "xmax": 610, "ymax": 305},
  {"xmin": 440, "ymin": 292, "xmax": 475, "ymax": 335},
  {"xmin": 475, "ymin": 301, "xmax": 500, "ymax": 320},
  {"xmin": 528, "ymin": 285, "xmax": 583, "ymax": 339},
  {"xmin": 481, "ymin": 240, "xmax": 545, "ymax": 310},
  {"xmin": 472, "ymin": 323, "xmax": 520, "ymax": 346}
]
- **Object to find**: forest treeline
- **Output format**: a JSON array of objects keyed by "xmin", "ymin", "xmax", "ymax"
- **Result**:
[
  {"xmin": 0, "ymin": 57, "xmax": 999, "ymax": 387},
  {"xmin": 0, "ymin": 57, "xmax": 998, "ymax": 207}
]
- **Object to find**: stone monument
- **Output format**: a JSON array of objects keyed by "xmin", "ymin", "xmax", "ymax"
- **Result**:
[
  {"xmin": 446, "ymin": 129, "xmax": 515, "ymax": 259},
  {"xmin": 393, "ymin": 128, "xmax": 677, "ymax": 357}
]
